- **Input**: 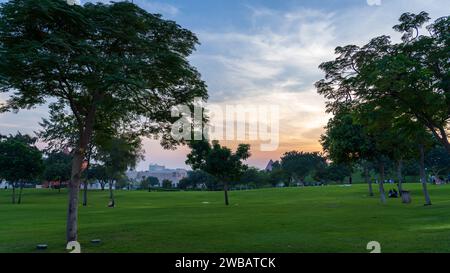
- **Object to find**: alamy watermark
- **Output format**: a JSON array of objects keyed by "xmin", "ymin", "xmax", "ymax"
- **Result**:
[{"xmin": 170, "ymin": 98, "xmax": 280, "ymax": 152}]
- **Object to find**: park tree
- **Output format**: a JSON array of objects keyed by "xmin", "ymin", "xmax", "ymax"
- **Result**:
[
  {"xmin": 280, "ymin": 151, "xmax": 325, "ymax": 186},
  {"xmin": 391, "ymin": 112, "xmax": 436, "ymax": 204},
  {"xmin": 43, "ymin": 151, "xmax": 72, "ymax": 193},
  {"xmin": 354, "ymin": 102, "xmax": 410, "ymax": 204},
  {"xmin": 0, "ymin": 0, "xmax": 207, "ymax": 242},
  {"xmin": 239, "ymin": 167, "xmax": 269, "ymax": 189},
  {"xmin": 316, "ymin": 12, "xmax": 449, "ymax": 204},
  {"xmin": 321, "ymin": 109, "xmax": 377, "ymax": 195},
  {"xmin": 177, "ymin": 177, "xmax": 190, "ymax": 190},
  {"xmin": 178, "ymin": 170, "xmax": 215, "ymax": 190},
  {"xmin": 87, "ymin": 164, "xmax": 108, "ymax": 191},
  {"xmin": 95, "ymin": 135, "xmax": 143, "ymax": 207},
  {"xmin": 147, "ymin": 176, "xmax": 160, "ymax": 188},
  {"xmin": 354, "ymin": 100, "xmax": 434, "ymax": 205},
  {"xmin": 314, "ymin": 163, "xmax": 351, "ymax": 184},
  {"xmin": 39, "ymin": 109, "xmax": 94, "ymax": 204},
  {"xmin": 267, "ymin": 161, "xmax": 288, "ymax": 187},
  {"xmin": 426, "ymin": 145, "xmax": 450, "ymax": 180},
  {"xmin": 317, "ymin": 12, "xmax": 449, "ymax": 154},
  {"xmin": 141, "ymin": 176, "xmax": 159, "ymax": 191},
  {"xmin": 140, "ymin": 179, "xmax": 149, "ymax": 190},
  {"xmin": 186, "ymin": 140, "xmax": 251, "ymax": 205},
  {"xmin": 320, "ymin": 102, "xmax": 416, "ymax": 203},
  {"xmin": 115, "ymin": 175, "xmax": 130, "ymax": 190},
  {"xmin": 162, "ymin": 179, "xmax": 173, "ymax": 189},
  {"xmin": 0, "ymin": 134, "xmax": 44, "ymax": 204}
]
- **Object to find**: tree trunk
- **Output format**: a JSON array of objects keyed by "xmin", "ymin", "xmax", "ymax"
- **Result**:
[
  {"xmin": 436, "ymin": 126, "xmax": 450, "ymax": 154},
  {"xmin": 364, "ymin": 164, "xmax": 374, "ymax": 197},
  {"xmin": 348, "ymin": 175, "xmax": 353, "ymax": 185},
  {"xmin": 378, "ymin": 162, "xmax": 387, "ymax": 204},
  {"xmin": 419, "ymin": 144, "xmax": 432, "ymax": 206},
  {"xmin": 17, "ymin": 181, "xmax": 24, "ymax": 204},
  {"xmin": 82, "ymin": 181, "xmax": 88, "ymax": 207},
  {"xmin": 82, "ymin": 142, "xmax": 93, "ymax": 207},
  {"xmin": 12, "ymin": 182, "xmax": 16, "ymax": 204},
  {"xmin": 224, "ymin": 181, "xmax": 229, "ymax": 206},
  {"xmin": 101, "ymin": 183, "xmax": 105, "ymax": 191},
  {"xmin": 66, "ymin": 103, "xmax": 97, "ymax": 243},
  {"xmin": 66, "ymin": 151, "xmax": 84, "ymax": 243},
  {"xmin": 109, "ymin": 181, "xmax": 115, "ymax": 207},
  {"xmin": 397, "ymin": 159, "xmax": 403, "ymax": 195}
]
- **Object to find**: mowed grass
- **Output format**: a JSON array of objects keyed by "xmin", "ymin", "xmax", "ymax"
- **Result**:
[{"xmin": 1, "ymin": 183, "xmax": 450, "ymax": 253}]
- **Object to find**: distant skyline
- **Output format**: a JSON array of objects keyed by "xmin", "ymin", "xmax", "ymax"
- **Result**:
[{"xmin": 0, "ymin": 0, "xmax": 448, "ymax": 170}]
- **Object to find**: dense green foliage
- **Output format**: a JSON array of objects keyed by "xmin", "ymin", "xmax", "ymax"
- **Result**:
[
  {"xmin": 179, "ymin": 170, "xmax": 217, "ymax": 190},
  {"xmin": 280, "ymin": 151, "xmax": 326, "ymax": 184},
  {"xmin": 43, "ymin": 152, "xmax": 72, "ymax": 184},
  {"xmin": 140, "ymin": 176, "xmax": 160, "ymax": 190},
  {"xmin": 0, "ymin": 134, "xmax": 44, "ymax": 204},
  {"xmin": 316, "ymin": 11, "xmax": 449, "ymax": 153},
  {"xmin": 186, "ymin": 140, "xmax": 251, "ymax": 205},
  {"xmin": 317, "ymin": 11, "xmax": 449, "ymax": 205}
]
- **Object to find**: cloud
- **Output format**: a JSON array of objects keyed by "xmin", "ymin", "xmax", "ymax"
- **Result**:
[
  {"xmin": 367, "ymin": 0, "xmax": 382, "ymax": 6},
  {"xmin": 192, "ymin": 8, "xmax": 336, "ymax": 101},
  {"xmin": 191, "ymin": 0, "xmax": 450, "ymax": 102}
]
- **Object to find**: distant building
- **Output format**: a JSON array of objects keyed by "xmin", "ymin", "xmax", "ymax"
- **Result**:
[
  {"xmin": 265, "ymin": 160, "xmax": 274, "ymax": 172},
  {"xmin": 148, "ymin": 164, "xmax": 166, "ymax": 172},
  {"xmin": 127, "ymin": 164, "xmax": 188, "ymax": 188},
  {"xmin": 0, "ymin": 180, "xmax": 10, "ymax": 189}
]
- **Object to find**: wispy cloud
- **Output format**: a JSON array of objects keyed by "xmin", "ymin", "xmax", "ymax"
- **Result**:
[{"xmin": 192, "ymin": 8, "xmax": 336, "ymax": 101}]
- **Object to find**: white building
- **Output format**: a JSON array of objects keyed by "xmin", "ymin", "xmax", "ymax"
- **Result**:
[
  {"xmin": 0, "ymin": 180, "xmax": 41, "ymax": 189},
  {"xmin": 127, "ymin": 164, "xmax": 188, "ymax": 188},
  {"xmin": 0, "ymin": 180, "xmax": 11, "ymax": 189}
]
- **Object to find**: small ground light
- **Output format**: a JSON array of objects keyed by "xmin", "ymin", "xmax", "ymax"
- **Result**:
[
  {"xmin": 36, "ymin": 244, "xmax": 48, "ymax": 250},
  {"xmin": 91, "ymin": 239, "xmax": 101, "ymax": 244}
]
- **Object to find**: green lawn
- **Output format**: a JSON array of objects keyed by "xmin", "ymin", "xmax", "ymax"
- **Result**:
[{"xmin": 1, "ymin": 183, "xmax": 450, "ymax": 253}]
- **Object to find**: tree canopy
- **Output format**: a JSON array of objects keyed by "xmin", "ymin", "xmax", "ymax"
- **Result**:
[
  {"xmin": 0, "ymin": 133, "xmax": 44, "ymax": 203},
  {"xmin": 43, "ymin": 151, "xmax": 72, "ymax": 183},
  {"xmin": 316, "ymin": 12, "xmax": 449, "ymax": 153},
  {"xmin": 186, "ymin": 140, "xmax": 251, "ymax": 205},
  {"xmin": 0, "ymin": 0, "xmax": 208, "ymax": 242},
  {"xmin": 280, "ymin": 151, "xmax": 325, "ymax": 184}
]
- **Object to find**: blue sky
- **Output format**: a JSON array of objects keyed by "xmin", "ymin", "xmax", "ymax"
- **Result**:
[{"xmin": 0, "ymin": 0, "xmax": 448, "ymax": 170}]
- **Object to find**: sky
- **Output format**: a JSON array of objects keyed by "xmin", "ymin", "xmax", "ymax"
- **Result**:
[{"xmin": 0, "ymin": 0, "xmax": 448, "ymax": 170}]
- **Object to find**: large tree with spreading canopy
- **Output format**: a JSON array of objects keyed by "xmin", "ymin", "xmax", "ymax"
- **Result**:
[
  {"xmin": 0, "ymin": 0, "xmax": 207, "ymax": 242},
  {"xmin": 316, "ymin": 12, "xmax": 449, "ymax": 153}
]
